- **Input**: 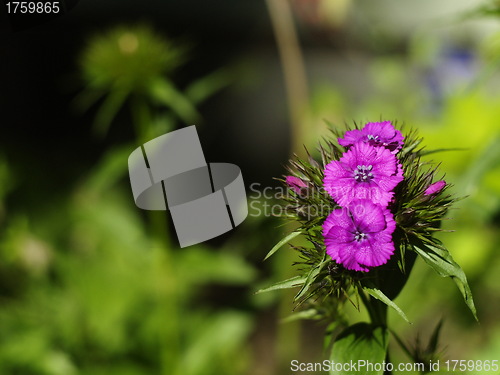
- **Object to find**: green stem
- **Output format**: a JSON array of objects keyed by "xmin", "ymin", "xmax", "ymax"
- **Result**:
[
  {"xmin": 390, "ymin": 328, "xmax": 413, "ymax": 361},
  {"xmin": 274, "ymin": 249, "xmax": 301, "ymax": 366},
  {"xmin": 359, "ymin": 288, "xmax": 392, "ymax": 374},
  {"xmin": 130, "ymin": 96, "xmax": 179, "ymax": 375},
  {"xmin": 266, "ymin": 0, "xmax": 310, "ymax": 368},
  {"xmin": 131, "ymin": 95, "xmax": 151, "ymax": 144},
  {"xmin": 358, "ymin": 288, "xmax": 387, "ymax": 327},
  {"xmin": 265, "ymin": 0, "xmax": 309, "ymax": 156}
]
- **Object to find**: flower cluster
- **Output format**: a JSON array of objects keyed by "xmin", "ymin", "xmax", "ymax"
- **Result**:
[
  {"xmin": 272, "ymin": 119, "xmax": 475, "ymax": 324},
  {"xmin": 265, "ymin": 120, "xmax": 477, "ymax": 368},
  {"xmin": 322, "ymin": 121, "xmax": 405, "ymax": 272}
]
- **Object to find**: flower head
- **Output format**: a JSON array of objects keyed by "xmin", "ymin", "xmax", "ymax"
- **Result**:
[
  {"xmin": 286, "ymin": 176, "xmax": 308, "ymax": 194},
  {"xmin": 424, "ymin": 180, "xmax": 446, "ymax": 196},
  {"xmin": 323, "ymin": 142, "xmax": 403, "ymax": 207},
  {"xmin": 322, "ymin": 199, "xmax": 396, "ymax": 272},
  {"xmin": 338, "ymin": 121, "xmax": 404, "ymax": 153}
]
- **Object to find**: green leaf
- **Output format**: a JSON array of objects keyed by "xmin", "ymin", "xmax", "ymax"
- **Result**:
[
  {"xmin": 73, "ymin": 86, "xmax": 107, "ymax": 113},
  {"xmin": 263, "ymin": 230, "xmax": 302, "ymax": 261},
  {"xmin": 428, "ymin": 318, "xmax": 444, "ymax": 354},
  {"xmin": 185, "ymin": 68, "xmax": 233, "ymax": 104},
  {"xmin": 148, "ymin": 78, "xmax": 200, "ymax": 124},
  {"xmin": 365, "ymin": 239, "xmax": 417, "ymax": 301},
  {"xmin": 418, "ymin": 147, "xmax": 468, "ymax": 156},
  {"xmin": 460, "ymin": 136, "xmax": 500, "ymax": 194},
  {"xmin": 294, "ymin": 256, "xmax": 328, "ymax": 302},
  {"xmin": 177, "ymin": 246, "xmax": 257, "ymax": 286},
  {"xmin": 390, "ymin": 329, "xmax": 413, "ymax": 360},
  {"xmin": 255, "ymin": 275, "xmax": 305, "ymax": 294},
  {"xmin": 411, "ymin": 239, "xmax": 478, "ymax": 320},
  {"xmin": 400, "ymin": 137, "xmax": 423, "ymax": 156},
  {"xmin": 180, "ymin": 311, "xmax": 252, "ymax": 375},
  {"xmin": 330, "ymin": 323, "xmax": 388, "ymax": 375},
  {"xmin": 83, "ymin": 145, "xmax": 132, "ymax": 194},
  {"xmin": 324, "ymin": 321, "xmax": 342, "ymax": 352},
  {"xmin": 93, "ymin": 87, "xmax": 130, "ymax": 136},
  {"xmin": 363, "ymin": 284, "xmax": 411, "ymax": 324},
  {"xmin": 281, "ymin": 308, "xmax": 321, "ymax": 323}
]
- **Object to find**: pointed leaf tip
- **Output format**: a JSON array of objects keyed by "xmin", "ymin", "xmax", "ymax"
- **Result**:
[
  {"xmin": 363, "ymin": 284, "xmax": 411, "ymax": 324},
  {"xmin": 263, "ymin": 230, "xmax": 303, "ymax": 261},
  {"xmin": 411, "ymin": 239, "xmax": 478, "ymax": 321}
]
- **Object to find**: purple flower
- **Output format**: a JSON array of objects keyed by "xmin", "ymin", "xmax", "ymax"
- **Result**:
[
  {"xmin": 286, "ymin": 176, "xmax": 308, "ymax": 194},
  {"xmin": 323, "ymin": 142, "xmax": 403, "ymax": 207},
  {"xmin": 322, "ymin": 199, "xmax": 396, "ymax": 272},
  {"xmin": 424, "ymin": 180, "xmax": 446, "ymax": 195},
  {"xmin": 338, "ymin": 121, "xmax": 404, "ymax": 154}
]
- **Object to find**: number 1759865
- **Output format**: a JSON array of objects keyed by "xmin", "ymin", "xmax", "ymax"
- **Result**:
[{"xmin": 6, "ymin": 2, "xmax": 60, "ymax": 14}]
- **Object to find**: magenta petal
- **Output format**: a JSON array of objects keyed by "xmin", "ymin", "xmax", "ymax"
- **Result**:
[
  {"xmin": 322, "ymin": 199, "xmax": 396, "ymax": 272},
  {"xmin": 326, "ymin": 226, "xmax": 353, "ymax": 244},
  {"xmin": 424, "ymin": 180, "xmax": 446, "ymax": 195},
  {"xmin": 383, "ymin": 207, "xmax": 396, "ymax": 233},
  {"xmin": 355, "ymin": 240, "xmax": 395, "ymax": 268},
  {"xmin": 370, "ymin": 230, "xmax": 393, "ymax": 246},
  {"xmin": 355, "ymin": 141, "xmax": 378, "ymax": 161},
  {"xmin": 286, "ymin": 176, "xmax": 307, "ymax": 193},
  {"xmin": 395, "ymin": 161, "xmax": 404, "ymax": 179},
  {"xmin": 325, "ymin": 237, "xmax": 341, "ymax": 263},
  {"xmin": 324, "ymin": 160, "xmax": 350, "ymax": 178},
  {"xmin": 363, "ymin": 121, "xmax": 405, "ymax": 153},
  {"xmin": 372, "ymin": 148, "xmax": 397, "ymax": 176},
  {"xmin": 353, "ymin": 183, "xmax": 395, "ymax": 207},
  {"xmin": 323, "ymin": 208, "xmax": 351, "ymax": 238},
  {"xmin": 364, "ymin": 122, "xmax": 395, "ymax": 139},
  {"xmin": 324, "ymin": 142, "xmax": 403, "ymax": 207},
  {"xmin": 338, "ymin": 128, "xmax": 364, "ymax": 147},
  {"xmin": 338, "ymin": 121, "xmax": 404, "ymax": 154},
  {"xmin": 338, "ymin": 243, "xmax": 369, "ymax": 272},
  {"xmin": 376, "ymin": 174, "xmax": 403, "ymax": 192},
  {"xmin": 349, "ymin": 200, "xmax": 386, "ymax": 233},
  {"xmin": 364, "ymin": 121, "xmax": 401, "ymax": 142}
]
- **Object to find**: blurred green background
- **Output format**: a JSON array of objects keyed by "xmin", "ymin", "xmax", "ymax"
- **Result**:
[{"xmin": 1, "ymin": 0, "xmax": 499, "ymax": 374}]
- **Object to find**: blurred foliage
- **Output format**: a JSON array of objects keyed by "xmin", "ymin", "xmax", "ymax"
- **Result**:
[
  {"xmin": 0, "ymin": 24, "xmax": 260, "ymax": 375},
  {"xmin": 76, "ymin": 25, "xmax": 236, "ymax": 141},
  {"xmin": 0, "ymin": 149, "xmax": 257, "ymax": 375}
]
